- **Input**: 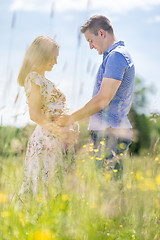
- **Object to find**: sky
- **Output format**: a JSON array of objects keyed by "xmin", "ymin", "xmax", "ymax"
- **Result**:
[{"xmin": 0, "ymin": 0, "xmax": 160, "ymax": 127}]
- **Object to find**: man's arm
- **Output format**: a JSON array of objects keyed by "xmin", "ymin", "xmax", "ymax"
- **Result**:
[{"xmin": 61, "ymin": 77, "xmax": 121, "ymax": 126}]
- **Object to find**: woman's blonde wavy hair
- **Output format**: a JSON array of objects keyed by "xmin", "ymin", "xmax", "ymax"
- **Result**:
[{"xmin": 17, "ymin": 36, "xmax": 59, "ymax": 86}]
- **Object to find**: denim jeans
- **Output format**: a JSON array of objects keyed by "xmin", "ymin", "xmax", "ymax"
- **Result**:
[{"xmin": 90, "ymin": 128, "xmax": 132, "ymax": 179}]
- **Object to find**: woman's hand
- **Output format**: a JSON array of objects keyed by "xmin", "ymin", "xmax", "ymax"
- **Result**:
[
  {"xmin": 62, "ymin": 128, "xmax": 79, "ymax": 148},
  {"xmin": 44, "ymin": 122, "xmax": 78, "ymax": 146},
  {"xmin": 58, "ymin": 114, "xmax": 74, "ymax": 127},
  {"xmin": 43, "ymin": 122, "xmax": 63, "ymax": 135}
]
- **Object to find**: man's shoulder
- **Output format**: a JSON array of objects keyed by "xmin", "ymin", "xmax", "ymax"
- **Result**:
[
  {"xmin": 110, "ymin": 44, "xmax": 129, "ymax": 56},
  {"xmin": 104, "ymin": 50, "xmax": 128, "ymax": 66},
  {"xmin": 106, "ymin": 47, "xmax": 133, "ymax": 67}
]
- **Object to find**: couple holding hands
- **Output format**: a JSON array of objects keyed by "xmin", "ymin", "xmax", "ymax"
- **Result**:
[{"xmin": 18, "ymin": 15, "xmax": 135, "ymax": 198}]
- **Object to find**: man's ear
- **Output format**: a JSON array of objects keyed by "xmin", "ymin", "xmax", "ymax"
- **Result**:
[{"xmin": 99, "ymin": 29, "xmax": 106, "ymax": 38}]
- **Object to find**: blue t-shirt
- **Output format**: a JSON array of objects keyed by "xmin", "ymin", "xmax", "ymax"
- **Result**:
[{"xmin": 88, "ymin": 41, "xmax": 135, "ymax": 130}]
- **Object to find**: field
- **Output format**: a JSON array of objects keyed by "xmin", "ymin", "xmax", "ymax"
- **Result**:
[{"xmin": 1, "ymin": 137, "xmax": 160, "ymax": 240}]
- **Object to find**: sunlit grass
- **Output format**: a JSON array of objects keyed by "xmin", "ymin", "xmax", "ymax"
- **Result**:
[{"xmin": 1, "ymin": 147, "xmax": 160, "ymax": 240}]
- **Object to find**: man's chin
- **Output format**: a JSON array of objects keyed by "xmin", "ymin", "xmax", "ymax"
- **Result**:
[{"xmin": 98, "ymin": 50, "xmax": 103, "ymax": 55}]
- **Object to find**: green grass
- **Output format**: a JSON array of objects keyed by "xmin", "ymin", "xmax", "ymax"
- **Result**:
[{"xmin": 1, "ymin": 147, "xmax": 160, "ymax": 240}]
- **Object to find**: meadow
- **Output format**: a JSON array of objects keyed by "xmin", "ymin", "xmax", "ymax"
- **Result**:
[{"xmin": 1, "ymin": 123, "xmax": 160, "ymax": 240}]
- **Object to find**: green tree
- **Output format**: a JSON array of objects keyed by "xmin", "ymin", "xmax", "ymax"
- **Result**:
[{"xmin": 129, "ymin": 76, "xmax": 154, "ymax": 155}]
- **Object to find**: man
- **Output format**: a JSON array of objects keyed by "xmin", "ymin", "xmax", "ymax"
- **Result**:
[{"xmin": 60, "ymin": 15, "xmax": 135, "ymax": 175}]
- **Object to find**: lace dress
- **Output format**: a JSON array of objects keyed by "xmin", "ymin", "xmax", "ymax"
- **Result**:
[{"xmin": 20, "ymin": 72, "xmax": 73, "ymax": 199}]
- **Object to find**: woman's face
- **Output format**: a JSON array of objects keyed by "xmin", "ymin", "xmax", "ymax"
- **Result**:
[{"xmin": 45, "ymin": 47, "xmax": 59, "ymax": 72}]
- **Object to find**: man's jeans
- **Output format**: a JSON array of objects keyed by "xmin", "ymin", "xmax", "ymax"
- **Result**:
[{"xmin": 90, "ymin": 128, "xmax": 132, "ymax": 179}]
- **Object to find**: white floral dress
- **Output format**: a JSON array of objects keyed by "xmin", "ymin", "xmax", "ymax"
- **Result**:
[{"xmin": 20, "ymin": 72, "xmax": 73, "ymax": 199}]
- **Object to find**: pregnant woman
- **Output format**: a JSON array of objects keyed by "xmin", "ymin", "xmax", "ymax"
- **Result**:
[{"xmin": 17, "ymin": 36, "xmax": 77, "ymax": 201}]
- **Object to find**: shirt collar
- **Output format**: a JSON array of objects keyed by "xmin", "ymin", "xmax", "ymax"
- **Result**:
[{"xmin": 103, "ymin": 41, "xmax": 125, "ymax": 58}]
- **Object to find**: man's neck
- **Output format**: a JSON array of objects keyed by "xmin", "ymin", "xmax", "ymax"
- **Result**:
[{"xmin": 103, "ymin": 33, "xmax": 118, "ymax": 53}]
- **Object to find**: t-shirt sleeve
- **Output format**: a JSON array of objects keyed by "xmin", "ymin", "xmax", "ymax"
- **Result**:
[
  {"xmin": 24, "ymin": 72, "xmax": 42, "ymax": 99},
  {"xmin": 103, "ymin": 51, "xmax": 128, "ymax": 81}
]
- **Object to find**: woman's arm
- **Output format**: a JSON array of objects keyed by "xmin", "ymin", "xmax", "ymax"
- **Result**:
[{"xmin": 28, "ymin": 82, "xmax": 63, "ymax": 135}]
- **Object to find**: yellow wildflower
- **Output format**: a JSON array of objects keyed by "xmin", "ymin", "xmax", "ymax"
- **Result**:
[
  {"xmin": 94, "ymin": 149, "xmax": 99, "ymax": 152},
  {"xmin": 135, "ymin": 171, "xmax": 144, "ymax": 181},
  {"xmin": 90, "ymin": 157, "xmax": 94, "ymax": 160},
  {"xmin": 120, "ymin": 225, "xmax": 123, "ymax": 228},
  {"xmin": 62, "ymin": 194, "xmax": 69, "ymax": 201},
  {"xmin": 0, "ymin": 192, "xmax": 8, "ymax": 203},
  {"xmin": 83, "ymin": 145, "xmax": 86, "ymax": 148},
  {"xmin": 113, "ymin": 169, "xmax": 118, "ymax": 173},
  {"xmin": 33, "ymin": 229, "xmax": 56, "ymax": 240},
  {"xmin": 138, "ymin": 178, "xmax": 157, "ymax": 192},
  {"xmin": 105, "ymin": 173, "xmax": 111, "ymax": 181},
  {"xmin": 1, "ymin": 211, "xmax": 10, "ymax": 218},
  {"xmin": 130, "ymin": 172, "xmax": 134, "ymax": 174},
  {"xmin": 105, "ymin": 222, "xmax": 108, "ymax": 226},
  {"xmin": 120, "ymin": 153, "xmax": 123, "ymax": 156},
  {"xmin": 127, "ymin": 184, "xmax": 132, "ymax": 189},
  {"xmin": 89, "ymin": 147, "xmax": 93, "ymax": 152},
  {"xmin": 100, "ymin": 141, "xmax": 105, "ymax": 145},
  {"xmin": 155, "ymin": 175, "xmax": 160, "ymax": 185},
  {"xmin": 96, "ymin": 157, "xmax": 102, "ymax": 160},
  {"xmin": 81, "ymin": 160, "xmax": 85, "ymax": 162},
  {"xmin": 90, "ymin": 143, "xmax": 94, "ymax": 146},
  {"xmin": 155, "ymin": 157, "xmax": 159, "ymax": 161}
]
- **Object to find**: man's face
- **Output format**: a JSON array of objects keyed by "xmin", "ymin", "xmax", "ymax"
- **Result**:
[{"xmin": 84, "ymin": 29, "xmax": 105, "ymax": 55}]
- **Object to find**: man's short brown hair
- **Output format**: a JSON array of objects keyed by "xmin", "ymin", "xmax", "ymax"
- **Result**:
[{"xmin": 81, "ymin": 15, "xmax": 113, "ymax": 35}]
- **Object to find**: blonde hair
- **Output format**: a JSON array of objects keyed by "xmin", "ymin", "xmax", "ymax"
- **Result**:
[{"xmin": 17, "ymin": 36, "xmax": 59, "ymax": 86}]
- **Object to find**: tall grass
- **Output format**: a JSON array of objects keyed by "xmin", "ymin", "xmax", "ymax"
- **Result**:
[{"xmin": 1, "ymin": 144, "xmax": 160, "ymax": 240}]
